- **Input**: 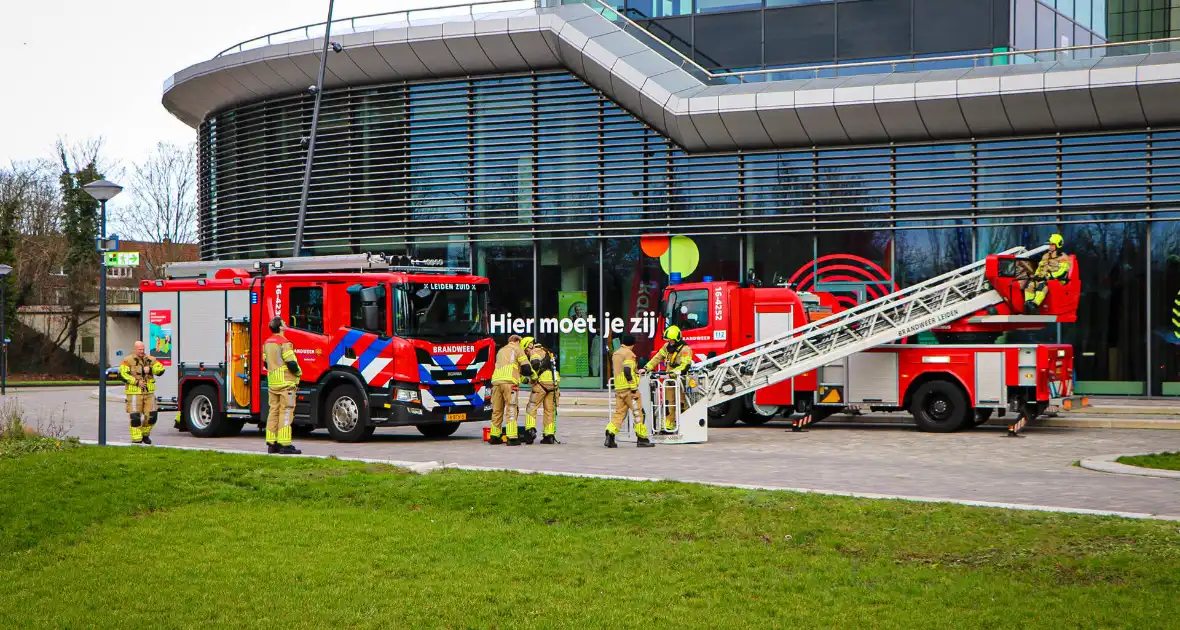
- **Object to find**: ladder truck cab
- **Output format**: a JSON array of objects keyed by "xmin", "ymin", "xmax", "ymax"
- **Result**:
[
  {"xmin": 141, "ymin": 254, "xmax": 495, "ymax": 443},
  {"xmin": 652, "ymin": 245, "xmax": 1082, "ymax": 434}
]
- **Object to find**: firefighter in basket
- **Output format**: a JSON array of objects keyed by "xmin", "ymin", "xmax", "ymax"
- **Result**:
[
  {"xmin": 521, "ymin": 337, "xmax": 560, "ymax": 445},
  {"xmin": 1022, "ymin": 233, "xmax": 1071, "ymax": 314},
  {"xmin": 119, "ymin": 341, "xmax": 166, "ymax": 445},
  {"xmin": 605, "ymin": 334, "xmax": 654, "ymax": 448},
  {"xmin": 640, "ymin": 325, "xmax": 694, "ymax": 433},
  {"xmin": 489, "ymin": 334, "xmax": 532, "ymax": 446}
]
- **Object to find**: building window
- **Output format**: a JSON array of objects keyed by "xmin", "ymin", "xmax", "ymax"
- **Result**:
[
  {"xmin": 81, "ymin": 336, "xmax": 95, "ymax": 353},
  {"xmin": 538, "ymin": 239, "xmax": 601, "ymax": 387},
  {"xmin": 106, "ymin": 266, "xmax": 133, "ymax": 279},
  {"xmin": 288, "ymin": 286, "xmax": 324, "ymax": 335}
]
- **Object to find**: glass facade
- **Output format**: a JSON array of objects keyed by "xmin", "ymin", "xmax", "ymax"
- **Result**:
[
  {"xmin": 1107, "ymin": 0, "xmax": 1179, "ymax": 42},
  {"xmin": 198, "ymin": 70, "xmax": 1180, "ymax": 393},
  {"xmin": 601, "ymin": 0, "xmax": 1013, "ymax": 69}
]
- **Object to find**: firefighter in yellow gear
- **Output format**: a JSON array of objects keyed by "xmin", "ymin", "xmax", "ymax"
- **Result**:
[
  {"xmin": 521, "ymin": 337, "xmax": 560, "ymax": 445},
  {"xmin": 489, "ymin": 334, "xmax": 532, "ymax": 446},
  {"xmin": 605, "ymin": 334, "xmax": 653, "ymax": 448},
  {"xmin": 263, "ymin": 317, "xmax": 302, "ymax": 455},
  {"xmin": 119, "ymin": 341, "xmax": 165, "ymax": 445},
  {"xmin": 1023, "ymin": 233, "xmax": 1071, "ymax": 313},
  {"xmin": 642, "ymin": 325, "xmax": 694, "ymax": 432}
]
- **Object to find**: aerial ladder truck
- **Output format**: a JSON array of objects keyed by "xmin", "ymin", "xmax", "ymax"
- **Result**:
[{"xmin": 618, "ymin": 246, "xmax": 1082, "ymax": 444}]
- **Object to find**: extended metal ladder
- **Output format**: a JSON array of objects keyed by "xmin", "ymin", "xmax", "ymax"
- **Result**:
[{"xmin": 674, "ymin": 245, "xmax": 1042, "ymax": 430}]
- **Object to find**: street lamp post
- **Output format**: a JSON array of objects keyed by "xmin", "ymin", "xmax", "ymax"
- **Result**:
[
  {"xmin": 0, "ymin": 264, "xmax": 12, "ymax": 396},
  {"xmin": 83, "ymin": 179, "xmax": 122, "ymax": 446}
]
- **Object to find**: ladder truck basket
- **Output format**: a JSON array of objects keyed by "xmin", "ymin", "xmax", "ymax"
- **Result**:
[{"xmin": 619, "ymin": 373, "xmax": 706, "ymax": 445}]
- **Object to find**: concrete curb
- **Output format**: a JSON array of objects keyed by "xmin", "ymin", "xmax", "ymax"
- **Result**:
[
  {"xmin": 79, "ymin": 440, "xmax": 1180, "ymax": 521},
  {"xmin": 1079, "ymin": 453, "xmax": 1180, "ymax": 479}
]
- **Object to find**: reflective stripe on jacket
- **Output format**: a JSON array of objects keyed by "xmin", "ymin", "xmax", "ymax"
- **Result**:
[
  {"xmin": 645, "ymin": 341, "xmax": 693, "ymax": 373},
  {"xmin": 1036, "ymin": 252, "xmax": 1071, "ymax": 280},
  {"xmin": 612, "ymin": 347, "xmax": 639, "ymax": 390},
  {"xmin": 492, "ymin": 342, "xmax": 529, "ymax": 385},
  {"xmin": 529, "ymin": 346, "xmax": 560, "ymax": 386},
  {"xmin": 264, "ymin": 334, "xmax": 301, "ymax": 391},
  {"xmin": 119, "ymin": 356, "xmax": 165, "ymax": 395}
]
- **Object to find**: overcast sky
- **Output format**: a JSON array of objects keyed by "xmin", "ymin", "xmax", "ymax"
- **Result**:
[{"xmin": 1, "ymin": 0, "xmax": 454, "ymax": 173}]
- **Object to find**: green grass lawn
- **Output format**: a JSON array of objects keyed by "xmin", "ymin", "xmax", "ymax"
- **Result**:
[
  {"xmin": 1117, "ymin": 451, "xmax": 1180, "ymax": 471},
  {"xmin": 1, "ymin": 448, "xmax": 1178, "ymax": 629}
]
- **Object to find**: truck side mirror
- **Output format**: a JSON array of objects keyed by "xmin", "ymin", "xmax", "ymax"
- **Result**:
[{"xmin": 363, "ymin": 304, "xmax": 381, "ymax": 332}]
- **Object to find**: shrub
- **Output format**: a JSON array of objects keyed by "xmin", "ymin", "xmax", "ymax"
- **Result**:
[{"xmin": 0, "ymin": 399, "xmax": 78, "ymax": 458}]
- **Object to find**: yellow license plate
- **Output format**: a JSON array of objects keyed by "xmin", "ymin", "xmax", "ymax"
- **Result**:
[{"xmin": 446, "ymin": 413, "xmax": 466, "ymax": 422}]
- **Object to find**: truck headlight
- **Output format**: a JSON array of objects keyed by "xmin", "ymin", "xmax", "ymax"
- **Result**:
[{"xmin": 396, "ymin": 388, "xmax": 420, "ymax": 403}]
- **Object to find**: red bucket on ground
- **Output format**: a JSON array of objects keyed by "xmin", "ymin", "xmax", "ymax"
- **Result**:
[{"xmin": 482, "ymin": 427, "xmax": 490, "ymax": 442}]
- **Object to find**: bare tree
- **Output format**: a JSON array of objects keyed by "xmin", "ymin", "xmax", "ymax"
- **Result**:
[{"xmin": 116, "ymin": 142, "xmax": 197, "ymax": 245}]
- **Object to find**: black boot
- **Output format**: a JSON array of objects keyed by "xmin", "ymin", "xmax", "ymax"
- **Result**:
[
  {"xmin": 604, "ymin": 430, "xmax": 617, "ymax": 448},
  {"xmin": 522, "ymin": 428, "xmax": 537, "ymax": 445},
  {"xmin": 506, "ymin": 437, "xmax": 521, "ymax": 446},
  {"xmin": 267, "ymin": 442, "xmax": 280, "ymax": 454},
  {"xmin": 279, "ymin": 444, "xmax": 302, "ymax": 455},
  {"xmin": 637, "ymin": 436, "xmax": 654, "ymax": 448},
  {"xmin": 487, "ymin": 435, "xmax": 502, "ymax": 445},
  {"xmin": 141, "ymin": 435, "xmax": 153, "ymax": 445},
  {"xmin": 540, "ymin": 435, "xmax": 557, "ymax": 445}
]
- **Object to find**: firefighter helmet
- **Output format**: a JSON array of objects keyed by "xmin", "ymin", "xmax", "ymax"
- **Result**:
[
  {"xmin": 521, "ymin": 336, "xmax": 535, "ymax": 350},
  {"xmin": 1048, "ymin": 233, "xmax": 1064, "ymax": 248},
  {"xmin": 664, "ymin": 325, "xmax": 682, "ymax": 342}
]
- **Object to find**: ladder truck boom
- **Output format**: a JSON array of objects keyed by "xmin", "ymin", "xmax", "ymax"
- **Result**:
[{"xmin": 675, "ymin": 245, "xmax": 1063, "ymax": 431}]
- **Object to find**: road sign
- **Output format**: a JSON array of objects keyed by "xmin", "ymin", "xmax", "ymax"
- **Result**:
[{"xmin": 105, "ymin": 252, "xmax": 140, "ymax": 267}]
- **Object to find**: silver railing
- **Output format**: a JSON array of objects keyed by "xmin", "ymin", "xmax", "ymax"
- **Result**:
[
  {"xmin": 215, "ymin": 0, "xmax": 537, "ymax": 57},
  {"xmin": 215, "ymin": 0, "xmax": 1180, "ymax": 86},
  {"xmin": 572, "ymin": 0, "xmax": 1180, "ymax": 83}
]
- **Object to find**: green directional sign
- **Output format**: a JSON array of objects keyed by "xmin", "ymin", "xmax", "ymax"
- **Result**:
[{"xmin": 105, "ymin": 252, "xmax": 140, "ymax": 267}]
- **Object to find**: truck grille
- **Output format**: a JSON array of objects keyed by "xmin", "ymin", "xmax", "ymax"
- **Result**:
[{"xmin": 426, "ymin": 383, "xmax": 477, "ymax": 398}]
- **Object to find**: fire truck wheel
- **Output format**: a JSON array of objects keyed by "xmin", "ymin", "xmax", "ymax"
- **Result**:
[
  {"xmin": 323, "ymin": 384, "xmax": 371, "ymax": 442},
  {"xmin": 707, "ymin": 400, "xmax": 742, "ymax": 428},
  {"xmin": 417, "ymin": 423, "xmax": 461, "ymax": 438},
  {"xmin": 741, "ymin": 399, "xmax": 780, "ymax": 425},
  {"xmin": 911, "ymin": 380, "xmax": 970, "ymax": 433},
  {"xmin": 183, "ymin": 384, "xmax": 224, "ymax": 438},
  {"xmin": 971, "ymin": 408, "xmax": 994, "ymax": 427}
]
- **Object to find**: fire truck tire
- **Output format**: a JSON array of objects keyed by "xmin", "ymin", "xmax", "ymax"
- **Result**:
[
  {"xmin": 741, "ymin": 399, "xmax": 780, "ymax": 425},
  {"xmin": 417, "ymin": 423, "xmax": 461, "ymax": 438},
  {"xmin": 971, "ymin": 408, "xmax": 994, "ymax": 427},
  {"xmin": 183, "ymin": 384, "xmax": 224, "ymax": 438},
  {"xmin": 911, "ymin": 380, "xmax": 971, "ymax": 433},
  {"xmin": 323, "ymin": 385, "xmax": 371, "ymax": 442},
  {"xmin": 707, "ymin": 400, "xmax": 742, "ymax": 428}
]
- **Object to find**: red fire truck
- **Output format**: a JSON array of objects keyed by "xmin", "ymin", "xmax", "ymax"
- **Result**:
[
  {"xmin": 654, "ymin": 247, "xmax": 1082, "ymax": 433},
  {"xmin": 141, "ymin": 254, "xmax": 495, "ymax": 442}
]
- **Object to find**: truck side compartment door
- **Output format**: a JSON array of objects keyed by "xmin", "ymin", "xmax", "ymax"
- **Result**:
[
  {"xmin": 142, "ymin": 290, "xmax": 179, "ymax": 407},
  {"xmin": 753, "ymin": 305, "xmax": 794, "ymax": 407}
]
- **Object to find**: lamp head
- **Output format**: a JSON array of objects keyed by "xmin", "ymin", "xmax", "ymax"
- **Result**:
[{"xmin": 82, "ymin": 179, "xmax": 123, "ymax": 202}]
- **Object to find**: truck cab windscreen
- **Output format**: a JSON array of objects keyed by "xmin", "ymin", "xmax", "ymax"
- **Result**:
[
  {"xmin": 665, "ymin": 289, "xmax": 709, "ymax": 332},
  {"xmin": 394, "ymin": 282, "xmax": 488, "ymax": 340}
]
